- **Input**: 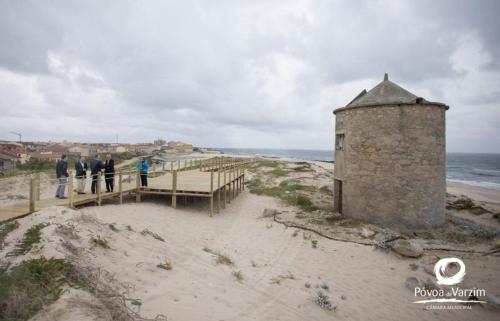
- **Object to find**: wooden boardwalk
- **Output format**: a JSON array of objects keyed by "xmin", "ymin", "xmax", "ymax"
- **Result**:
[{"xmin": 0, "ymin": 157, "xmax": 253, "ymax": 222}]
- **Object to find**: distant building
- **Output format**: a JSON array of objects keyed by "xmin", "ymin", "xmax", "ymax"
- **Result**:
[
  {"xmin": 333, "ymin": 74, "xmax": 448, "ymax": 229},
  {"xmin": 0, "ymin": 142, "xmax": 29, "ymax": 164},
  {"xmin": 0, "ymin": 152, "xmax": 16, "ymax": 172},
  {"xmin": 165, "ymin": 141, "xmax": 193, "ymax": 153},
  {"xmin": 114, "ymin": 146, "xmax": 128, "ymax": 153},
  {"xmin": 30, "ymin": 151, "xmax": 62, "ymax": 162},
  {"xmin": 68, "ymin": 145, "xmax": 91, "ymax": 157}
]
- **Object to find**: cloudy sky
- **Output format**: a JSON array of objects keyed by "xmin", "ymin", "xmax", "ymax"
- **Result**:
[{"xmin": 0, "ymin": 0, "xmax": 499, "ymax": 152}]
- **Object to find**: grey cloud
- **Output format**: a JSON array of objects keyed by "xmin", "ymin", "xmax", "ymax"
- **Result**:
[{"xmin": 0, "ymin": 0, "xmax": 498, "ymax": 152}]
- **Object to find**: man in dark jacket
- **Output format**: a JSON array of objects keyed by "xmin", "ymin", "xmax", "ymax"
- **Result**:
[
  {"xmin": 90, "ymin": 154, "xmax": 103, "ymax": 194},
  {"xmin": 55, "ymin": 154, "xmax": 69, "ymax": 198},
  {"xmin": 103, "ymin": 154, "xmax": 115, "ymax": 192},
  {"xmin": 75, "ymin": 156, "xmax": 88, "ymax": 194}
]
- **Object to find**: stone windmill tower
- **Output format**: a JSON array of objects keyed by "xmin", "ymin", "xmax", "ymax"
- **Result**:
[{"xmin": 333, "ymin": 74, "xmax": 449, "ymax": 229}]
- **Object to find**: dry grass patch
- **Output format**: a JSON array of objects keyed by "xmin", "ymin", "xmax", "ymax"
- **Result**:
[
  {"xmin": 140, "ymin": 229, "xmax": 165, "ymax": 242},
  {"xmin": 90, "ymin": 235, "xmax": 110, "ymax": 249},
  {"xmin": 232, "ymin": 270, "xmax": 244, "ymax": 282},
  {"xmin": 0, "ymin": 220, "xmax": 20, "ymax": 249},
  {"xmin": 203, "ymin": 247, "xmax": 234, "ymax": 266},
  {"xmin": 7, "ymin": 223, "xmax": 49, "ymax": 257},
  {"xmin": 157, "ymin": 258, "xmax": 173, "ymax": 270}
]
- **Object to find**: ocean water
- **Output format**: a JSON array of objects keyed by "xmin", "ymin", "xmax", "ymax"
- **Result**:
[
  {"xmin": 218, "ymin": 148, "xmax": 333, "ymax": 162},
  {"xmin": 217, "ymin": 148, "xmax": 500, "ymax": 190},
  {"xmin": 446, "ymin": 153, "xmax": 500, "ymax": 190}
]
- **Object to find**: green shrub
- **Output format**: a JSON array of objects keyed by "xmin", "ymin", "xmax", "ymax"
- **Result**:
[
  {"xmin": 0, "ymin": 221, "xmax": 20, "ymax": 249},
  {"xmin": 0, "ymin": 257, "xmax": 72, "ymax": 321},
  {"xmin": 7, "ymin": 223, "xmax": 49, "ymax": 257}
]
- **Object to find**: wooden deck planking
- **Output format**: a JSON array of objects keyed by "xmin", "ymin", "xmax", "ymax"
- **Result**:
[{"xmin": 0, "ymin": 157, "xmax": 252, "ymax": 222}]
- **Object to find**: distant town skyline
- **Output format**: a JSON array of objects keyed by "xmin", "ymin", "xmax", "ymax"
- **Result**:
[{"xmin": 1, "ymin": 0, "xmax": 499, "ymax": 153}]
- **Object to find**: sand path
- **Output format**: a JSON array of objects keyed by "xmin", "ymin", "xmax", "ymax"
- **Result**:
[{"xmin": 74, "ymin": 193, "xmax": 499, "ymax": 321}]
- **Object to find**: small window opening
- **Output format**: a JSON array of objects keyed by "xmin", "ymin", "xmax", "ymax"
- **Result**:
[{"xmin": 335, "ymin": 134, "xmax": 345, "ymax": 151}]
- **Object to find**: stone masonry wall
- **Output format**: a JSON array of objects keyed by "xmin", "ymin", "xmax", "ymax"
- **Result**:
[{"xmin": 334, "ymin": 104, "xmax": 446, "ymax": 229}]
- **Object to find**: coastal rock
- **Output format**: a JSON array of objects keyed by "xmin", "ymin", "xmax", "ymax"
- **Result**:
[
  {"xmin": 446, "ymin": 196, "xmax": 489, "ymax": 214},
  {"xmin": 261, "ymin": 208, "xmax": 279, "ymax": 218},
  {"xmin": 359, "ymin": 227, "xmax": 375, "ymax": 238},
  {"xmin": 391, "ymin": 239, "xmax": 423, "ymax": 258}
]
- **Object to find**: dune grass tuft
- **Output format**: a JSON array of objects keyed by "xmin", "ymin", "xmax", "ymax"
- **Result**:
[
  {"xmin": 0, "ymin": 220, "xmax": 20, "ymax": 249},
  {"xmin": 203, "ymin": 247, "xmax": 234, "ymax": 266},
  {"xmin": 7, "ymin": 223, "xmax": 49, "ymax": 257},
  {"xmin": 232, "ymin": 270, "xmax": 244, "ymax": 282},
  {"xmin": 140, "ymin": 229, "xmax": 165, "ymax": 242},
  {"xmin": 0, "ymin": 257, "xmax": 72, "ymax": 321},
  {"xmin": 90, "ymin": 235, "xmax": 110, "ymax": 249}
]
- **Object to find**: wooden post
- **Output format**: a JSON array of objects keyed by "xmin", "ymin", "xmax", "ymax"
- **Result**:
[
  {"xmin": 184, "ymin": 159, "xmax": 187, "ymax": 169},
  {"xmin": 217, "ymin": 170, "xmax": 221, "ymax": 213},
  {"xmin": 177, "ymin": 159, "xmax": 180, "ymax": 170},
  {"xmin": 242, "ymin": 166, "xmax": 245, "ymax": 191},
  {"xmin": 190, "ymin": 159, "xmax": 193, "ymax": 168},
  {"xmin": 232, "ymin": 168, "xmax": 236, "ymax": 199},
  {"xmin": 119, "ymin": 171, "xmax": 123, "ymax": 204},
  {"xmin": 223, "ymin": 169, "xmax": 227, "ymax": 208},
  {"xmin": 97, "ymin": 172, "xmax": 102, "ymax": 206},
  {"xmin": 29, "ymin": 177, "xmax": 35, "ymax": 213},
  {"xmin": 162, "ymin": 162, "xmax": 165, "ymax": 171},
  {"xmin": 228, "ymin": 169, "xmax": 231, "ymax": 203},
  {"xmin": 239, "ymin": 166, "xmax": 242, "ymax": 192},
  {"xmin": 235, "ymin": 167, "xmax": 239, "ymax": 195},
  {"xmin": 68, "ymin": 171, "xmax": 74, "ymax": 207},
  {"xmin": 210, "ymin": 170, "xmax": 214, "ymax": 217},
  {"xmin": 136, "ymin": 170, "xmax": 141, "ymax": 202},
  {"xmin": 172, "ymin": 170, "xmax": 177, "ymax": 208},
  {"xmin": 170, "ymin": 161, "xmax": 173, "ymax": 172},
  {"xmin": 35, "ymin": 172, "xmax": 40, "ymax": 201}
]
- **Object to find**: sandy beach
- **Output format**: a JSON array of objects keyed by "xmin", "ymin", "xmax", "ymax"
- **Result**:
[{"xmin": 0, "ymin": 158, "xmax": 499, "ymax": 321}]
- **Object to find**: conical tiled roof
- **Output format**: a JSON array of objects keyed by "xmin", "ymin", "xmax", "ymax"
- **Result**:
[
  {"xmin": 333, "ymin": 74, "xmax": 448, "ymax": 114},
  {"xmin": 347, "ymin": 73, "xmax": 420, "ymax": 107}
]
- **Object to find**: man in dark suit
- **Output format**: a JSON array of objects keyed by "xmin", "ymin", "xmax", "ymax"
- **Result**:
[
  {"xmin": 103, "ymin": 154, "xmax": 115, "ymax": 192},
  {"xmin": 90, "ymin": 154, "xmax": 102, "ymax": 194},
  {"xmin": 74, "ymin": 156, "xmax": 88, "ymax": 194},
  {"xmin": 55, "ymin": 154, "xmax": 69, "ymax": 198}
]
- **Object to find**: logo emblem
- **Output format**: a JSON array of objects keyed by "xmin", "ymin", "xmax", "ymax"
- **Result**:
[{"xmin": 433, "ymin": 258, "xmax": 466, "ymax": 285}]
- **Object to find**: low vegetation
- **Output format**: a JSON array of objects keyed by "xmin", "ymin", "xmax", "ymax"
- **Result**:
[
  {"xmin": 0, "ymin": 257, "xmax": 73, "ymax": 321},
  {"xmin": 108, "ymin": 223, "xmax": 119, "ymax": 232},
  {"xmin": 313, "ymin": 290, "xmax": 335, "ymax": 311},
  {"xmin": 90, "ymin": 235, "xmax": 110, "ymax": 249},
  {"xmin": 203, "ymin": 247, "xmax": 234, "ymax": 266},
  {"xmin": 249, "ymin": 178, "xmax": 319, "ymax": 212},
  {"xmin": 157, "ymin": 258, "xmax": 173, "ymax": 270},
  {"xmin": 140, "ymin": 229, "xmax": 165, "ymax": 242},
  {"xmin": 319, "ymin": 185, "xmax": 332, "ymax": 194},
  {"xmin": 0, "ymin": 220, "xmax": 20, "ymax": 249},
  {"xmin": 232, "ymin": 270, "xmax": 244, "ymax": 282},
  {"xmin": 7, "ymin": 223, "xmax": 49, "ymax": 257}
]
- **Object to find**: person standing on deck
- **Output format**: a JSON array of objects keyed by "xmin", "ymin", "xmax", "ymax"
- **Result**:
[
  {"xmin": 104, "ymin": 154, "xmax": 115, "ymax": 192},
  {"xmin": 55, "ymin": 154, "xmax": 69, "ymax": 199},
  {"xmin": 136, "ymin": 157, "xmax": 149, "ymax": 187},
  {"xmin": 90, "ymin": 154, "xmax": 103, "ymax": 194},
  {"xmin": 74, "ymin": 156, "xmax": 88, "ymax": 194}
]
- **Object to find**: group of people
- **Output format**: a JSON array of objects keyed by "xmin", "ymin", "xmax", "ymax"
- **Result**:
[{"xmin": 55, "ymin": 154, "xmax": 150, "ymax": 199}]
